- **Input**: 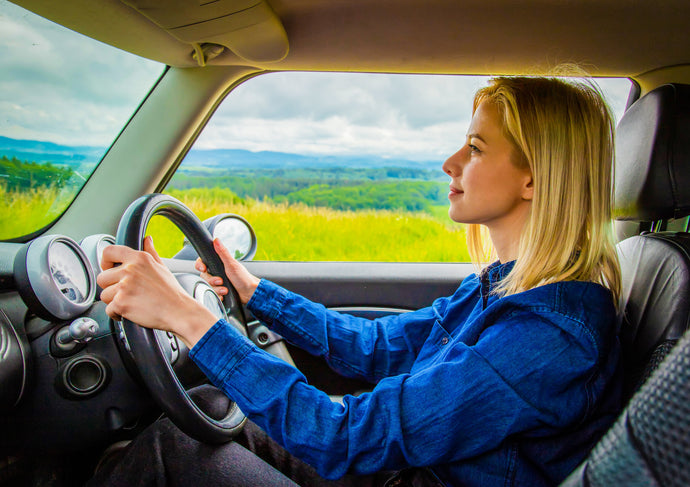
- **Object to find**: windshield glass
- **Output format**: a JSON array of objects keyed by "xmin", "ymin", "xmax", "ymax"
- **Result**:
[
  {"xmin": 164, "ymin": 72, "xmax": 631, "ymax": 262},
  {"xmin": 0, "ymin": 1, "xmax": 163, "ymax": 241}
]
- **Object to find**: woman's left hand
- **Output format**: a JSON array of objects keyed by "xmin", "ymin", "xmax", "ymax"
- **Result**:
[{"xmin": 98, "ymin": 236, "xmax": 218, "ymax": 348}]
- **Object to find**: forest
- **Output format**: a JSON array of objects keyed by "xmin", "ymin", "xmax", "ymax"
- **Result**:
[{"xmin": 168, "ymin": 166, "xmax": 448, "ymax": 213}]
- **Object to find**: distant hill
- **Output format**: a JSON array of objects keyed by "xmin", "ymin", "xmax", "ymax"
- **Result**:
[
  {"xmin": 181, "ymin": 148, "xmax": 439, "ymax": 170},
  {"xmin": 0, "ymin": 136, "xmax": 104, "ymax": 168},
  {"xmin": 0, "ymin": 135, "xmax": 439, "ymax": 171}
]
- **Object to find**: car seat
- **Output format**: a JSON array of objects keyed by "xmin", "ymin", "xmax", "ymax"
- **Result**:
[{"xmin": 561, "ymin": 83, "xmax": 690, "ymax": 486}]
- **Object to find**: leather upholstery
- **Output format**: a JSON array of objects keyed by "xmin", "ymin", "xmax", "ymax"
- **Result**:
[{"xmin": 617, "ymin": 232, "xmax": 690, "ymax": 401}]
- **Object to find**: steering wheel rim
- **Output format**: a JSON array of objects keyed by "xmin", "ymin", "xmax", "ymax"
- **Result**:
[{"xmin": 116, "ymin": 193, "xmax": 246, "ymax": 444}]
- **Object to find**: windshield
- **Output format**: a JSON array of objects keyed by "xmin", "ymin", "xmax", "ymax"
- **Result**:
[
  {"xmin": 164, "ymin": 72, "xmax": 631, "ymax": 262},
  {"xmin": 0, "ymin": 0, "xmax": 163, "ymax": 241}
]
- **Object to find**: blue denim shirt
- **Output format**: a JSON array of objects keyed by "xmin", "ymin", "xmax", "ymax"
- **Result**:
[{"xmin": 190, "ymin": 261, "xmax": 622, "ymax": 486}]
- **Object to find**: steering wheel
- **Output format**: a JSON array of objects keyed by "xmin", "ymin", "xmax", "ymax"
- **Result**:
[{"xmin": 116, "ymin": 193, "xmax": 246, "ymax": 443}]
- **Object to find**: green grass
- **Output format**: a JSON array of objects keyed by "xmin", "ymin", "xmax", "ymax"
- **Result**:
[
  {"xmin": 1, "ymin": 185, "xmax": 469, "ymax": 262},
  {"xmin": 154, "ymin": 188, "xmax": 469, "ymax": 261},
  {"xmin": 0, "ymin": 184, "xmax": 76, "ymax": 239}
]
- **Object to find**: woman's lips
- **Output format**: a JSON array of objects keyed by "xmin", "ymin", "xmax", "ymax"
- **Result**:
[{"xmin": 448, "ymin": 186, "xmax": 463, "ymax": 197}]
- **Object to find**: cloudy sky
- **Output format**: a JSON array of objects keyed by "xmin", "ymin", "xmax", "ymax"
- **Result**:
[{"xmin": 0, "ymin": 0, "xmax": 631, "ymax": 162}]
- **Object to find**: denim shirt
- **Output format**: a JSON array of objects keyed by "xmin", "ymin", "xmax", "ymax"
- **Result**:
[{"xmin": 190, "ymin": 261, "xmax": 622, "ymax": 486}]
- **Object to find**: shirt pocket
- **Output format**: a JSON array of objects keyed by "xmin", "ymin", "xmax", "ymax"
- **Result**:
[
  {"xmin": 429, "ymin": 319, "xmax": 452, "ymax": 351},
  {"xmin": 416, "ymin": 320, "xmax": 453, "ymax": 365}
]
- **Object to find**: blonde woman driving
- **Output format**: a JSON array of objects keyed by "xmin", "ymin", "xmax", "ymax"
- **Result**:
[{"xmin": 92, "ymin": 77, "xmax": 622, "ymax": 487}]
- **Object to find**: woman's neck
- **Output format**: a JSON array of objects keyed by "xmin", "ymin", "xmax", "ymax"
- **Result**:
[
  {"xmin": 488, "ymin": 206, "xmax": 530, "ymax": 263},
  {"xmin": 490, "ymin": 231, "xmax": 519, "ymax": 263}
]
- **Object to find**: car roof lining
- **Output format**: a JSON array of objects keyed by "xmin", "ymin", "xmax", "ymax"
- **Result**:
[{"xmin": 10, "ymin": 0, "xmax": 690, "ymax": 83}]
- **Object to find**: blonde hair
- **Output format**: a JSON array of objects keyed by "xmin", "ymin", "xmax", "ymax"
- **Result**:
[{"xmin": 467, "ymin": 77, "xmax": 621, "ymax": 303}]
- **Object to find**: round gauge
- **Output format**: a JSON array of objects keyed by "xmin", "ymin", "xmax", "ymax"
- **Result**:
[
  {"xmin": 80, "ymin": 234, "xmax": 115, "ymax": 297},
  {"xmin": 96, "ymin": 238, "xmax": 112, "ymax": 267},
  {"xmin": 173, "ymin": 213, "xmax": 257, "ymax": 262},
  {"xmin": 194, "ymin": 282, "xmax": 227, "ymax": 321},
  {"xmin": 49, "ymin": 241, "xmax": 89, "ymax": 303},
  {"xmin": 212, "ymin": 217, "xmax": 255, "ymax": 260},
  {"xmin": 14, "ymin": 235, "xmax": 96, "ymax": 321}
]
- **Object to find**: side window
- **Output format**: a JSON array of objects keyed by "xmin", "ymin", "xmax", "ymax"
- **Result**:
[
  {"xmin": 165, "ymin": 73, "xmax": 631, "ymax": 262},
  {"xmin": 0, "ymin": 0, "xmax": 163, "ymax": 241}
]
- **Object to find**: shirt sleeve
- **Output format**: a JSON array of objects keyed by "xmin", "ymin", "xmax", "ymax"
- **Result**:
[
  {"xmin": 190, "ymin": 307, "xmax": 602, "ymax": 480},
  {"xmin": 247, "ymin": 279, "xmax": 448, "ymax": 381}
]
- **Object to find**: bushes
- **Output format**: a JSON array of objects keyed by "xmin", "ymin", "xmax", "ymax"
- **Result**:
[{"xmin": 0, "ymin": 156, "xmax": 76, "ymax": 191}]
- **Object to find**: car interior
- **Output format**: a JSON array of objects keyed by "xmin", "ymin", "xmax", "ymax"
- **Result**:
[{"xmin": 1, "ymin": 0, "xmax": 690, "ymax": 486}]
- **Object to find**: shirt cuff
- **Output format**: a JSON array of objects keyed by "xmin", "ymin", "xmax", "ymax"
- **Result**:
[
  {"xmin": 189, "ymin": 319, "xmax": 255, "ymax": 385},
  {"xmin": 247, "ymin": 279, "xmax": 290, "ymax": 325}
]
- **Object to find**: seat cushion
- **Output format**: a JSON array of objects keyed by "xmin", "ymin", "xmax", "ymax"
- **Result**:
[{"xmin": 617, "ymin": 232, "xmax": 690, "ymax": 399}]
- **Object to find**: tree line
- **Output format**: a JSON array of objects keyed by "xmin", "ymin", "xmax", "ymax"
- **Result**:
[
  {"xmin": 0, "ymin": 156, "xmax": 77, "ymax": 191},
  {"xmin": 0, "ymin": 156, "xmax": 447, "ymax": 214},
  {"xmin": 168, "ymin": 168, "xmax": 447, "ymax": 213}
]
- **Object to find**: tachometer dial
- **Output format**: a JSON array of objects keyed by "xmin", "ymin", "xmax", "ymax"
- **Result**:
[
  {"xmin": 80, "ymin": 234, "xmax": 115, "ymax": 297},
  {"xmin": 194, "ymin": 282, "xmax": 227, "ymax": 321}
]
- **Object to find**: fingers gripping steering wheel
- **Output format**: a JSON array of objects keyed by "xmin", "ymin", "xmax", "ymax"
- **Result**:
[{"xmin": 116, "ymin": 193, "xmax": 246, "ymax": 443}]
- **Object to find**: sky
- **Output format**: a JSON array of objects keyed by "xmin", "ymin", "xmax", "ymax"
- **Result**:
[{"xmin": 0, "ymin": 0, "xmax": 632, "ymax": 162}]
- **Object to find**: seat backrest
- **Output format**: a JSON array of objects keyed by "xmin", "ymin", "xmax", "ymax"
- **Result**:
[
  {"xmin": 614, "ymin": 82, "xmax": 690, "ymax": 401},
  {"xmin": 561, "ymin": 83, "xmax": 690, "ymax": 486}
]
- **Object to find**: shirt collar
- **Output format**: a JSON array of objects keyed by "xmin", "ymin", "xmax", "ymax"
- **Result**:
[{"xmin": 482, "ymin": 260, "xmax": 516, "ymax": 284}]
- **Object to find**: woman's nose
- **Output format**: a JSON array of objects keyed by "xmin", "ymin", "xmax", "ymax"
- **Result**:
[{"xmin": 442, "ymin": 147, "xmax": 465, "ymax": 177}]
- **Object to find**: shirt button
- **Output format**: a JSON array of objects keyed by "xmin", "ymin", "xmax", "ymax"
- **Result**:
[{"xmin": 441, "ymin": 337, "xmax": 449, "ymax": 345}]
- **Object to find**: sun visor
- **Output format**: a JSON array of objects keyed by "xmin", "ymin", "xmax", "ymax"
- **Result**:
[{"xmin": 121, "ymin": 0, "xmax": 288, "ymax": 63}]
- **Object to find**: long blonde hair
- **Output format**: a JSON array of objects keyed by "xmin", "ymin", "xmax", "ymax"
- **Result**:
[{"xmin": 467, "ymin": 77, "xmax": 621, "ymax": 303}]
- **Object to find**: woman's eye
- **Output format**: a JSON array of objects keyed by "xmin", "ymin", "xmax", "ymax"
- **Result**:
[{"xmin": 468, "ymin": 144, "xmax": 480, "ymax": 153}]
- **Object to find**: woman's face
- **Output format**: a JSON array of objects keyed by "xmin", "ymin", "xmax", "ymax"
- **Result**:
[{"xmin": 442, "ymin": 101, "xmax": 533, "ymax": 231}]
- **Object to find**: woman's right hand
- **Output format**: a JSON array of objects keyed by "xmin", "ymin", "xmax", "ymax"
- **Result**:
[{"xmin": 195, "ymin": 238, "xmax": 261, "ymax": 304}]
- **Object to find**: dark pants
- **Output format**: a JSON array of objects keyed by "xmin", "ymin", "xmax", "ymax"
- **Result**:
[{"xmin": 86, "ymin": 401, "xmax": 442, "ymax": 486}]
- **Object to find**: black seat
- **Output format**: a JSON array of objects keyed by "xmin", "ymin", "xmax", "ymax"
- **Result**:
[
  {"xmin": 561, "ymin": 83, "xmax": 690, "ymax": 486},
  {"xmin": 617, "ymin": 233, "xmax": 690, "ymax": 402}
]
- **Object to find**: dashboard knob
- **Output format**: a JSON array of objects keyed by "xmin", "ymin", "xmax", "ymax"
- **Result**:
[
  {"xmin": 53, "ymin": 318, "xmax": 100, "ymax": 355},
  {"xmin": 62, "ymin": 317, "xmax": 99, "ymax": 344}
]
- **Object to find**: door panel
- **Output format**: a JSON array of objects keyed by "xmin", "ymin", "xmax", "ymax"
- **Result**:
[
  {"xmin": 244, "ymin": 261, "xmax": 474, "ymax": 394},
  {"xmin": 244, "ymin": 262, "xmax": 473, "ymax": 309}
]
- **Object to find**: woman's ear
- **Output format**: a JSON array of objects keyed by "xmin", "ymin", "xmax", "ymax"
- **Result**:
[{"xmin": 522, "ymin": 173, "xmax": 534, "ymax": 201}]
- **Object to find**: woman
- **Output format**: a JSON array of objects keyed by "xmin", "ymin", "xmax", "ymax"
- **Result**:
[{"xmin": 93, "ymin": 76, "xmax": 622, "ymax": 486}]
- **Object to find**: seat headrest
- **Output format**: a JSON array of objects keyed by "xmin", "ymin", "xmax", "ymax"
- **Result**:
[{"xmin": 614, "ymin": 83, "xmax": 690, "ymax": 221}]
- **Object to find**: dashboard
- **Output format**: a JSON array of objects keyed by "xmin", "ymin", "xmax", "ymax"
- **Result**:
[{"xmin": 0, "ymin": 233, "xmax": 223, "ymax": 451}]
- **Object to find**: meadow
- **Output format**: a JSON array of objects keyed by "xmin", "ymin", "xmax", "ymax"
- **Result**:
[
  {"xmin": 0, "ymin": 184, "xmax": 73, "ymax": 239},
  {"xmin": 0, "ymin": 185, "xmax": 468, "ymax": 261},
  {"xmin": 151, "ymin": 187, "xmax": 469, "ymax": 262}
]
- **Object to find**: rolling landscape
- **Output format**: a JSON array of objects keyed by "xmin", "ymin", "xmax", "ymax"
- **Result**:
[{"xmin": 0, "ymin": 136, "xmax": 467, "ymax": 261}]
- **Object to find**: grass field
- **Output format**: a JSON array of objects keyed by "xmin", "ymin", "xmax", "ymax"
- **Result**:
[
  {"xmin": 1, "ymin": 185, "xmax": 469, "ymax": 262},
  {"xmin": 0, "ymin": 184, "xmax": 74, "ymax": 239}
]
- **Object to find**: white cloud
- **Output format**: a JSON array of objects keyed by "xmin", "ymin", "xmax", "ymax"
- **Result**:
[
  {"xmin": 0, "ymin": 0, "xmax": 163, "ymax": 147},
  {"xmin": 195, "ymin": 114, "xmax": 467, "ymax": 161},
  {"xmin": 194, "ymin": 72, "xmax": 630, "ymax": 159}
]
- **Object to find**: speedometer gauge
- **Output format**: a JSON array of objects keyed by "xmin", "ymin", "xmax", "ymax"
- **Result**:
[
  {"xmin": 14, "ymin": 235, "xmax": 96, "ymax": 320},
  {"xmin": 50, "ymin": 241, "xmax": 89, "ymax": 303}
]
